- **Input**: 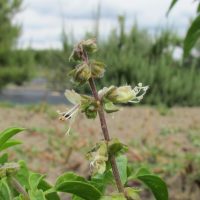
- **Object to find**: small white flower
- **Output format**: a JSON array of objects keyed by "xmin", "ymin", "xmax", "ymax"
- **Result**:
[
  {"xmin": 58, "ymin": 90, "xmax": 82, "ymax": 135},
  {"xmin": 99, "ymin": 83, "xmax": 149, "ymax": 104},
  {"xmin": 90, "ymin": 154, "xmax": 108, "ymax": 174}
]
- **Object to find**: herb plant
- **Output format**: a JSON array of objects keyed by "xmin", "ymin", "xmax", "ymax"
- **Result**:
[{"xmin": 0, "ymin": 39, "xmax": 168, "ymax": 200}]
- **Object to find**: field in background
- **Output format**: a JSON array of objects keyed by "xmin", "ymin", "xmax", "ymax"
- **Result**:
[{"xmin": 1, "ymin": 103, "xmax": 200, "ymax": 200}]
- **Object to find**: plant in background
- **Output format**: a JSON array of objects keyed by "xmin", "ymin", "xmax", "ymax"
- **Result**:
[
  {"xmin": 57, "ymin": 39, "xmax": 168, "ymax": 200},
  {"xmin": 167, "ymin": 0, "xmax": 200, "ymax": 57}
]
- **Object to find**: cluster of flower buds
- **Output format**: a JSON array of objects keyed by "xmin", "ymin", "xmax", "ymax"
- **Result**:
[
  {"xmin": 59, "ymin": 38, "xmax": 149, "ymax": 134},
  {"xmin": 69, "ymin": 38, "xmax": 97, "ymax": 61},
  {"xmin": 0, "ymin": 163, "xmax": 19, "ymax": 178},
  {"xmin": 68, "ymin": 39, "xmax": 105, "ymax": 85}
]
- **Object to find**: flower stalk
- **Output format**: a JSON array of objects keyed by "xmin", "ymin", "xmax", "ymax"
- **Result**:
[
  {"xmin": 87, "ymin": 63, "xmax": 125, "ymax": 195},
  {"xmin": 60, "ymin": 38, "xmax": 149, "ymax": 199}
]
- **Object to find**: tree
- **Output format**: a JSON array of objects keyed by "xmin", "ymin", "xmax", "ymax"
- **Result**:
[{"xmin": 0, "ymin": 0, "xmax": 22, "ymax": 66}]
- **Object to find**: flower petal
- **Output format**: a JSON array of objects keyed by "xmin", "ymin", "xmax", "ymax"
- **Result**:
[{"xmin": 65, "ymin": 90, "xmax": 82, "ymax": 105}]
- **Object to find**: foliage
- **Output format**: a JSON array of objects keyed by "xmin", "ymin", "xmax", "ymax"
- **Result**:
[
  {"xmin": 0, "ymin": 1, "xmax": 33, "ymax": 89},
  {"xmin": 167, "ymin": 0, "xmax": 200, "ymax": 57}
]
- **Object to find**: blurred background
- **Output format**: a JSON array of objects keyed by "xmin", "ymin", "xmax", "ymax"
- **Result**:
[{"xmin": 0, "ymin": 0, "xmax": 200, "ymax": 199}]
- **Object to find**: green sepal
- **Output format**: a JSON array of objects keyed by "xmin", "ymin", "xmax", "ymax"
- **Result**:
[
  {"xmin": 82, "ymin": 39, "xmax": 97, "ymax": 54},
  {"xmin": 90, "ymin": 60, "xmax": 105, "ymax": 78},
  {"xmin": 124, "ymin": 187, "xmax": 141, "ymax": 200},
  {"xmin": 103, "ymin": 101, "xmax": 119, "ymax": 113},
  {"xmin": 71, "ymin": 63, "xmax": 91, "ymax": 85},
  {"xmin": 108, "ymin": 139, "xmax": 128, "ymax": 156}
]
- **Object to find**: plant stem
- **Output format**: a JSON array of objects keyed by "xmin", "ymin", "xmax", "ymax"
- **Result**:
[
  {"xmin": 9, "ymin": 177, "xmax": 30, "ymax": 200},
  {"xmin": 88, "ymin": 78, "xmax": 125, "ymax": 194}
]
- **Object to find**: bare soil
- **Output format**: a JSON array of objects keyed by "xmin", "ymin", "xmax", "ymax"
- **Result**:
[{"xmin": 0, "ymin": 105, "xmax": 200, "ymax": 199}]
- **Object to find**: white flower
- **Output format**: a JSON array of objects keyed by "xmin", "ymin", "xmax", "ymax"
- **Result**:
[
  {"xmin": 88, "ymin": 141, "xmax": 108, "ymax": 175},
  {"xmin": 58, "ymin": 90, "xmax": 82, "ymax": 135},
  {"xmin": 90, "ymin": 154, "xmax": 108, "ymax": 174},
  {"xmin": 98, "ymin": 83, "xmax": 149, "ymax": 104}
]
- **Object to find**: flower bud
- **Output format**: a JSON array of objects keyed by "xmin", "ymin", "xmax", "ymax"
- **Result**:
[
  {"xmin": 81, "ymin": 38, "xmax": 97, "ymax": 54},
  {"xmin": 69, "ymin": 44, "xmax": 83, "ymax": 61},
  {"xmin": 91, "ymin": 60, "xmax": 105, "ymax": 78},
  {"xmin": 69, "ymin": 39, "xmax": 97, "ymax": 61},
  {"xmin": 73, "ymin": 63, "xmax": 91, "ymax": 84},
  {"xmin": 0, "ymin": 163, "xmax": 20, "ymax": 178},
  {"xmin": 5, "ymin": 163, "xmax": 20, "ymax": 176},
  {"xmin": 0, "ymin": 165, "xmax": 6, "ymax": 178}
]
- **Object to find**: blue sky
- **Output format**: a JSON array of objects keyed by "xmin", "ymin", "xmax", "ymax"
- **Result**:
[{"xmin": 14, "ymin": 0, "xmax": 198, "ymax": 49}]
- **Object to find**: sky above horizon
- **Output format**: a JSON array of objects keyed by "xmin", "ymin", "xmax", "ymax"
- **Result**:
[{"xmin": 14, "ymin": 0, "xmax": 198, "ymax": 49}]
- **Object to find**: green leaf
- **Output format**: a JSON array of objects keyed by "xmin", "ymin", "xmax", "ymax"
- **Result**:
[
  {"xmin": 116, "ymin": 155, "xmax": 128, "ymax": 185},
  {"xmin": 29, "ymin": 189, "xmax": 46, "ymax": 200},
  {"xmin": 15, "ymin": 160, "xmax": 30, "ymax": 190},
  {"xmin": 29, "ymin": 173, "xmax": 45, "ymax": 191},
  {"xmin": 72, "ymin": 195, "xmax": 85, "ymax": 200},
  {"xmin": 38, "ymin": 179, "xmax": 60, "ymax": 200},
  {"xmin": 55, "ymin": 172, "xmax": 102, "ymax": 200},
  {"xmin": 135, "ymin": 168, "xmax": 152, "ymax": 177},
  {"xmin": 184, "ymin": 15, "xmax": 200, "ymax": 57},
  {"xmin": 136, "ymin": 174, "xmax": 168, "ymax": 200},
  {"xmin": 0, "ymin": 140, "xmax": 22, "ymax": 151},
  {"xmin": 91, "ymin": 169, "xmax": 114, "ymax": 192},
  {"xmin": 13, "ymin": 195, "xmax": 24, "ymax": 200},
  {"xmin": 0, "ymin": 127, "xmax": 25, "ymax": 148},
  {"xmin": 56, "ymin": 181, "xmax": 102, "ymax": 200},
  {"xmin": 100, "ymin": 193, "xmax": 126, "ymax": 200},
  {"xmin": 166, "ymin": 0, "xmax": 178, "ymax": 16},
  {"xmin": 0, "ymin": 178, "xmax": 12, "ymax": 200},
  {"xmin": 55, "ymin": 172, "xmax": 86, "ymax": 186},
  {"xmin": 0, "ymin": 153, "xmax": 8, "ymax": 164}
]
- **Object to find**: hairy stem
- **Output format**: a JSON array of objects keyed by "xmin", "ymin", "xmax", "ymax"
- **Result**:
[
  {"xmin": 88, "ymin": 78, "xmax": 125, "ymax": 194},
  {"xmin": 9, "ymin": 177, "xmax": 30, "ymax": 200}
]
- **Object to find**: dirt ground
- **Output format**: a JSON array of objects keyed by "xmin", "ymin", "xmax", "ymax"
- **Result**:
[{"xmin": 0, "ymin": 104, "xmax": 200, "ymax": 199}]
